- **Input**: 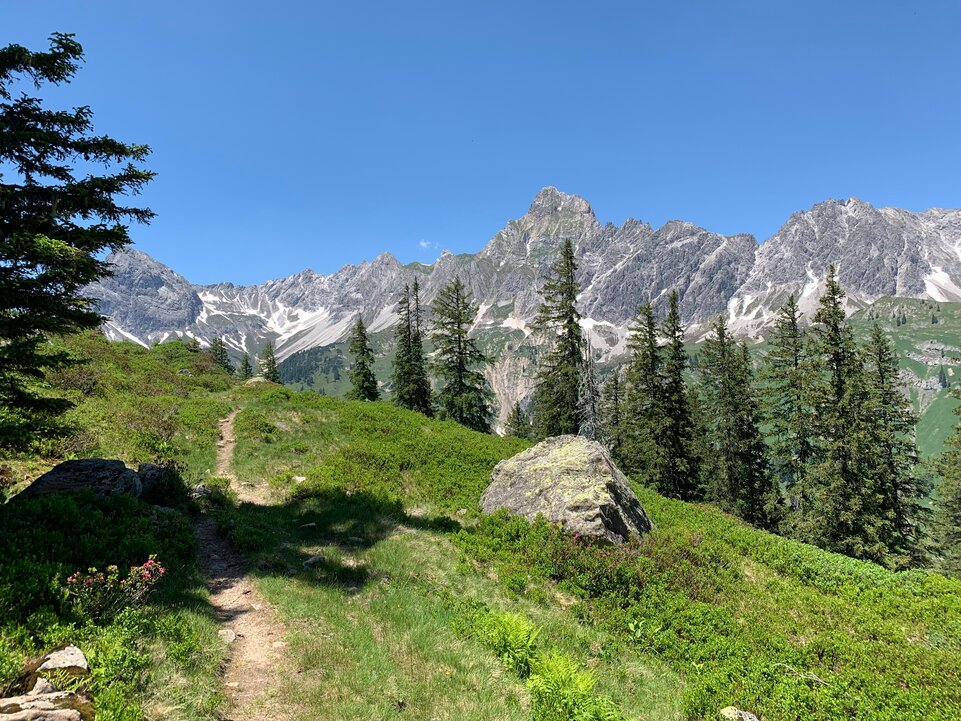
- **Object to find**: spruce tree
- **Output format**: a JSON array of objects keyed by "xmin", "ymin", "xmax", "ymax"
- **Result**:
[
  {"xmin": 863, "ymin": 324, "xmax": 929, "ymax": 567},
  {"xmin": 803, "ymin": 267, "xmax": 886, "ymax": 561},
  {"xmin": 532, "ymin": 239, "xmax": 584, "ymax": 438},
  {"xmin": 698, "ymin": 316, "xmax": 781, "ymax": 529},
  {"xmin": 659, "ymin": 290, "xmax": 701, "ymax": 500},
  {"xmin": 598, "ymin": 369, "xmax": 624, "ymax": 458},
  {"xmin": 761, "ymin": 294, "xmax": 814, "ymax": 520},
  {"xmin": 346, "ymin": 317, "xmax": 379, "ymax": 401},
  {"xmin": 0, "ymin": 34, "xmax": 155, "ymax": 448},
  {"xmin": 391, "ymin": 282, "xmax": 433, "ymax": 416},
  {"xmin": 621, "ymin": 303, "xmax": 667, "ymax": 486},
  {"xmin": 430, "ymin": 277, "xmax": 493, "ymax": 431},
  {"xmin": 504, "ymin": 401, "xmax": 532, "ymax": 440},
  {"xmin": 936, "ymin": 399, "xmax": 961, "ymax": 576},
  {"xmin": 259, "ymin": 342, "xmax": 281, "ymax": 383},
  {"xmin": 239, "ymin": 353, "xmax": 253, "ymax": 380},
  {"xmin": 210, "ymin": 336, "xmax": 234, "ymax": 375}
]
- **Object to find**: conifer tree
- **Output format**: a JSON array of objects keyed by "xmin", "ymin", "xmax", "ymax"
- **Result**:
[
  {"xmin": 532, "ymin": 239, "xmax": 584, "ymax": 438},
  {"xmin": 862, "ymin": 324, "xmax": 929, "ymax": 567},
  {"xmin": 598, "ymin": 369, "xmax": 624, "ymax": 458},
  {"xmin": 259, "ymin": 342, "xmax": 281, "ymax": 383},
  {"xmin": 504, "ymin": 401, "xmax": 532, "ymax": 440},
  {"xmin": 761, "ymin": 294, "xmax": 814, "ymax": 518},
  {"xmin": 346, "ymin": 317, "xmax": 379, "ymax": 401},
  {"xmin": 802, "ymin": 267, "xmax": 886, "ymax": 561},
  {"xmin": 0, "ymin": 34, "xmax": 155, "ymax": 448},
  {"xmin": 659, "ymin": 290, "xmax": 701, "ymax": 500},
  {"xmin": 698, "ymin": 316, "xmax": 781, "ymax": 529},
  {"xmin": 936, "ymin": 400, "xmax": 961, "ymax": 576},
  {"xmin": 239, "ymin": 353, "xmax": 253, "ymax": 380},
  {"xmin": 621, "ymin": 303, "xmax": 667, "ymax": 486},
  {"xmin": 209, "ymin": 336, "xmax": 234, "ymax": 375},
  {"xmin": 391, "ymin": 282, "xmax": 433, "ymax": 416},
  {"xmin": 430, "ymin": 277, "xmax": 493, "ymax": 431},
  {"xmin": 185, "ymin": 336, "xmax": 201, "ymax": 352}
]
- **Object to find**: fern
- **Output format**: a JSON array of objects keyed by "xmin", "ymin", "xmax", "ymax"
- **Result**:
[
  {"xmin": 528, "ymin": 653, "xmax": 624, "ymax": 721},
  {"xmin": 476, "ymin": 611, "xmax": 540, "ymax": 677}
]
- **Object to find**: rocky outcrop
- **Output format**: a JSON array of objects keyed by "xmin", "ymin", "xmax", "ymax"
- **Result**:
[
  {"xmin": 480, "ymin": 435, "xmax": 653, "ymax": 544},
  {"xmin": 1, "ymin": 646, "xmax": 93, "ymax": 721},
  {"xmin": 718, "ymin": 708, "xmax": 759, "ymax": 721},
  {"xmin": 20, "ymin": 460, "xmax": 142, "ymax": 499}
]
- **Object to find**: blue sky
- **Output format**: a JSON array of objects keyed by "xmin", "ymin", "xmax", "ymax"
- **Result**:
[{"xmin": 3, "ymin": 1, "xmax": 960, "ymax": 285}]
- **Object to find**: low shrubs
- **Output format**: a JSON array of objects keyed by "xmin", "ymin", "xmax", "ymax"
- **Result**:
[
  {"xmin": 67, "ymin": 557, "xmax": 166, "ymax": 623},
  {"xmin": 451, "ymin": 601, "xmax": 625, "ymax": 721},
  {"xmin": 454, "ymin": 493, "xmax": 961, "ymax": 720}
]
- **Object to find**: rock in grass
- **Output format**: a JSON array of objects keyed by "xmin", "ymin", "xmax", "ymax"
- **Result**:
[
  {"xmin": 37, "ymin": 646, "xmax": 87, "ymax": 675},
  {"xmin": 719, "ymin": 708, "xmax": 760, "ymax": 721},
  {"xmin": 480, "ymin": 435, "xmax": 653, "ymax": 545},
  {"xmin": 20, "ymin": 460, "xmax": 142, "ymax": 499}
]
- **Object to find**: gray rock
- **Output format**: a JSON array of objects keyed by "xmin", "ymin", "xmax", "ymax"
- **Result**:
[
  {"xmin": 20, "ymin": 462, "xmax": 141, "ymax": 499},
  {"xmin": 480, "ymin": 435, "xmax": 653, "ymax": 544},
  {"xmin": 27, "ymin": 679, "xmax": 55, "ymax": 696},
  {"xmin": 0, "ymin": 690, "xmax": 91, "ymax": 720},
  {"xmin": 37, "ymin": 646, "xmax": 87, "ymax": 674},
  {"xmin": 719, "ymin": 708, "xmax": 759, "ymax": 721},
  {"xmin": 189, "ymin": 484, "xmax": 213, "ymax": 500},
  {"xmin": 217, "ymin": 629, "xmax": 236, "ymax": 644}
]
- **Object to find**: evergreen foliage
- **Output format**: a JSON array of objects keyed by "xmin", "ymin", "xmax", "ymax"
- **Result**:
[
  {"xmin": 620, "ymin": 303, "xmax": 666, "ymax": 486},
  {"xmin": 239, "ymin": 353, "xmax": 254, "ymax": 380},
  {"xmin": 504, "ymin": 401, "xmax": 532, "ymax": 440},
  {"xmin": 598, "ymin": 369, "xmax": 624, "ymax": 458},
  {"xmin": 346, "ymin": 317, "xmax": 379, "ymax": 401},
  {"xmin": 937, "ymin": 399, "xmax": 961, "ymax": 576},
  {"xmin": 209, "ymin": 336, "xmax": 234, "ymax": 375},
  {"xmin": 862, "ymin": 324, "xmax": 930, "ymax": 567},
  {"xmin": 697, "ymin": 316, "xmax": 781, "ymax": 529},
  {"xmin": 430, "ymin": 277, "xmax": 493, "ymax": 431},
  {"xmin": 258, "ymin": 342, "xmax": 281, "ymax": 383},
  {"xmin": 761, "ymin": 294, "xmax": 814, "ymax": 519},
  {"xmin": 801, "ymin": 267, "xmax": 891, "ymax": 563},
  {"xmin": 659, "ymin": 291, "xmax": 701, "ymax": 500},
  {"xmin": 0, "ymin": 33, "xmax": 155, "ymax": 448},
  {"xmin": 532, "ymin": 239, "xmax": 584, "ymax": 438},
  {"xmin": 391, "ymin": 281, "xmax": 433, "ymax": 416}
]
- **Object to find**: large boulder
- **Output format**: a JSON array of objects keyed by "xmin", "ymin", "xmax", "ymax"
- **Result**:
[
  {"xmin": 481, "ymin": 435, "xmax": 653, "ymax": 544},
  {"xmin": 19, "ymin": 460, "xmax": 142, "ymax": 499}
]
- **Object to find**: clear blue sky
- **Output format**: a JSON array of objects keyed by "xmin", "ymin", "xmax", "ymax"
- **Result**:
[{"xmin": 4, "ymin": 1, "xmax": 960, "ymax": 285}]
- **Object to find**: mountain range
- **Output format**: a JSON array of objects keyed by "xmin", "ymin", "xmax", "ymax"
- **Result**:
[{"xmin": 85, "ymin": 187, "xmax": 961, "ymax": 422}]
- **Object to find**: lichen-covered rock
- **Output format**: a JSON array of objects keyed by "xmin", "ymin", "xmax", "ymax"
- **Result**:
[
  {"xmin": 20, "ymin": 460, "xmax": 141, "ymax": 499},
  {"xmin": 719, "ymin": 707, "xmax": 759, "ymax": 721},
  {"xmin": 0, "ymin": 690, "xmax": 92, "ymax": 720},
  {"xmin": 480, "ymin": 435, "xmax": 653, "ymax": 544}
]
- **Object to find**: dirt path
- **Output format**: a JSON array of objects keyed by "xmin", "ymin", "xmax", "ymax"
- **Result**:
[{"xmin": 196, "ymin": 410, "xmax": 293, "ymax": 721}]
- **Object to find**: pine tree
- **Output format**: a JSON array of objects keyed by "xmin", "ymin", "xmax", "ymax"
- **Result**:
[
  {"xmin": 391, "ymin": 282, "xmax": 433, "ymax": 416},
  {"xmin": 939, "ymin": 365, "xmax": 950, "ymax": 389},
  {"xmin": 698, "ymin": 316, "xmax": 781, "ymax": 529},
  {"xmin": 761, "ymin": 294, "xmax": 814, "ymax": 519},
  {"xmin": 863, "ymin": 324, "xmax": 930, "ymax": 567},
  {"xmin": 0, "ymin": 34, "xmax": 155, "ymax": 448},
  {"xmin": 659, "ymin": 290, "xmax": 701, "ymax": 500},
  {"xmin": 259, "ymin": 342, "xmax": 281, "ymax": 383},
  {"xmin": 504, "ymin": 401, "xmax": 532, "ymax": 440},
  {"xmin": 598, "ymin": 369, "xmax": 624, "ymax": 458},
  {"xmin": 430, "ymin": 277, "xmax": 493, "ymax": 431},
  {"xmin": 185, "ymin": 336, "xmax": 201, "ymax": 352},
  {"xmin": 802, "ymin": 267, "xmax": 887, "ymax": 561},
  {"xmin": 239, "ymin": 353, "xmax": 253, "ymax": 380},
  {"xmin": 209, "ymin": 336, "xmax": 234, "ymax": 375},
  {"xmin": 621, "ymin": 303, "xmax": 667, "ymax": 486},
  {"xmin": 936, "ymin": 398, "xmax": 961, "ymax": 576},
  {"xmin": 346, "ymin": 317, "xmax": 379, "ymax": 401},
  {"xmin": 531, "ymin": 239, "xmax": 584, "ymax": 438}
]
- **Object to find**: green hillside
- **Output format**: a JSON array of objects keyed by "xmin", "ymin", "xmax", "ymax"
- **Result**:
[{"xmin": 3, "ymin": 334, "xmax": 961, "ymax": 720}]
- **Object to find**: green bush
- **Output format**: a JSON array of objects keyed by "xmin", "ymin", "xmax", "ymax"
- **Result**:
[{"xmin": 527, "ymin": 653, "xmax": 623, "ymax": 721}]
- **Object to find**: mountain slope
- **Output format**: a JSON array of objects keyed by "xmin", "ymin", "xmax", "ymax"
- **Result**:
[{"xmin": 84, "ymin": 188, "xmax": 961, "ymax": 423}]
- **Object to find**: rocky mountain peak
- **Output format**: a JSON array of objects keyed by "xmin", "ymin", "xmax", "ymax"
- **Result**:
[{"xmin": 526, "ymin": 186, "xmax": 594, "ymax": 220}]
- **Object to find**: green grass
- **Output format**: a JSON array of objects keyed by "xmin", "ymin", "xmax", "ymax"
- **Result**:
[{"xmin": 0, "ymin": 334, "xmax": 233, "ymax": 719}]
